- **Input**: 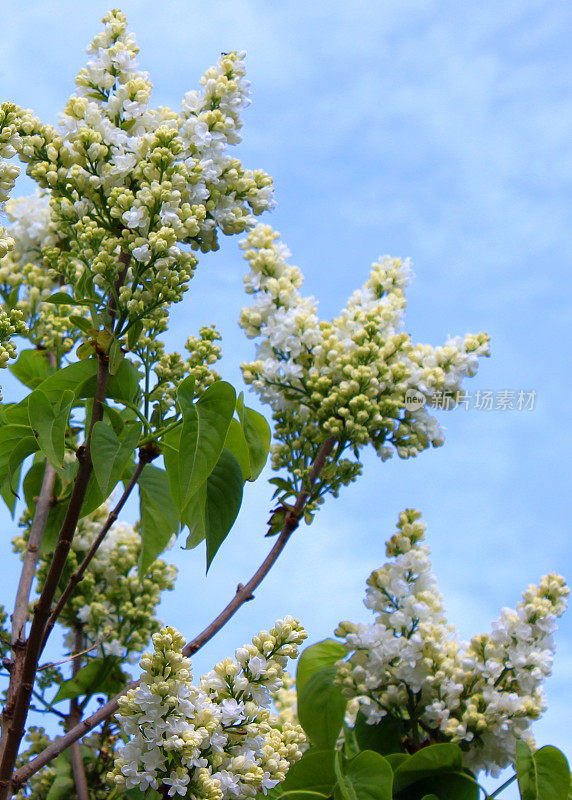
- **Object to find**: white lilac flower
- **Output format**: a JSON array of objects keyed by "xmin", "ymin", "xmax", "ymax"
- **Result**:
[
  {"xmin": 110, "ymin": 621, "xmax": 307, "ymax": 798},
  {"xmin": 336, "ymin": 510, "xmax": 568, "ymax": 777},
  {"xmin": 17, "ymin": 506, "xmax": 176, "ymax": 664},
  {"xmin": 239, "ymin": 225, "xmax": 490, "ymax": 505},
  {"xmin": 4, "ymin": 10, "xmax": 274, "ymax": 338}
]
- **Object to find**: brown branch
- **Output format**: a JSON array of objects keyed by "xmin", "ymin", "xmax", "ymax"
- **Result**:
[
  {"xmin": 1, "ymin": 354, "xmax": 58, "ymax": 759},
  {"xmin": 183, "ymin": 435, "xmax": 336, "ymax": 656},
  {"xmin": 0, "ymin": 354, "xmax": 110, "ymax": 799},
  {"xmin": 12, "ymin": 435, "xmax": 337, "ymax": 790},
  {"xmin": 40, "ymin": 454, "xmax": 151, "ymax": 653},
  {"xmin": 68, "ymin": 629, "xmax": 89, "ymax": 800},
  {"xmin": 0, "ymin": 462, "xmax": 57, "ymax": 758},
  {"xmin": 10, "ymin": 463, "xmax": 57, "ymax": 647},
  {"xmin": 70, "ymin": 744, "xmax": 89, "ymax": 800}
]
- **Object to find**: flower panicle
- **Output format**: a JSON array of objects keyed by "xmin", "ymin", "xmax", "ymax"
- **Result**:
[
  {"xmin": 335, "ymin": 509, "xmax": 568, "ymax": 777},
  {"xmin": 111, "ymin": 619, "xmax": 307, "ymax": 797}
]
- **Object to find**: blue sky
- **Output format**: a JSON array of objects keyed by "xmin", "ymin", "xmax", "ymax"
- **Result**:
[{"xmin": 1, "ymin": 1, "xmax": 571, "ymax": 793}]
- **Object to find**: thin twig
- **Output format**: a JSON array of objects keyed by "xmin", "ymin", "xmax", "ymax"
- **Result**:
[
  {"xmin": 30, "ymin": 691, "xmax": 67, "ymax": 721},
  {"xmin": 12, "ymin": 436, "xmax": 337, "ymax": 789},
  {"xmin": 40, "ymin": 455, "xmax": 151, "ymax": 653},
  {"xmin": 38, "ymin": 636, "xmax": 110, "ymax": 672}
]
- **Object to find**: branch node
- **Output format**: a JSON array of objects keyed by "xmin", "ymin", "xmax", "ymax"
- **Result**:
[
  {"xmin": 236, "ymin": 583, "xmax": 254, "ymax": 601},
  {"xmin": 139, "ymin": 443, "xmax": 160, "ymax": 464},
  {"xmin": 284, "ymin": 512, "xmax": 300, "ymax": 533}
]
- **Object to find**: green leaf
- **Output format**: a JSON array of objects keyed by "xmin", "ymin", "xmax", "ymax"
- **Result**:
[
  {"xmin": 28, "ymin": 389, "xmax": 74, "ymax": 470},
  {"xmin": 280, "ymin": 749, "xmax": 337, "ymax": 796},
  {"xmin": 334, "ymin": 750, "xmax": 393, "ymax": 800},
  {"xmin": 69, "ymin": 314, "xmax": 95, "ymax": 333},
  {"xmin": 236, "ymin": 392, "xmax": 271, "ymax": 480},
  {"xmin": 138, "ymin": 465, "xmax": 180, "ymax": 576},
  {"xmin": 297, "ymin": 639, "xmax": 347, "ymax": 693},
  {"xmin": 393, "ymin": 744, "xmax": 464, "ymax": 793},
  {"xmin": 46, "ymin": 754, "xmax": 73, "ymax": 800},
  {"xmin": 183, "ymin": 480, "xmax": 207, "ymax": 549},
  {"xmin": 108, "ymin": 337, "xmax": 124, "ymax": 375},
  {"xmin": 353, "ymin": 711, "xmax": 404, "ymax": 757},
  {"xmin": 3, "ymin": 402, "xmax": 31, "ymax": 426},
  {"xmin": 343, "ymin": 721, "xmax": 362, "ymax": 760},
  {"xmin": 79, "ymin": 473, "xmax": 106, "ymax": 518},
  {"xmin": 103, "ymin": 404, "xmax": 131, "ymax": 437},
  {"xmin": 7, "ymin": 285, "xmax": 19, "ymax": 310},
  {"xmin": 125, "ymin": 790, "xmax": 162, "ymax": 800},
  {"xmin": 76, "ymin": 341, "xmax": 95, "ymax": 360},
  {"xmin": 384, "ymin": 754, "xmax": 410, "ymax": 771},
  {"xmin": 0, "ymin": 476, "xmax": 18, "ymax": 516},
  {"xmin": 8, "ymin": 349, "xmax": 53, "ymax": 388},
  {"xmin": 0, "ymin": 424, "xmax": 39, "ymax": 497},
  {"xmin": 277, "ymin": 794, "xmax": 329, "ymax": 800},
  {"xmin": 204, "ymin": 448, "xmax": 243, "ymax": 570},
  {"xmin": 297, "ymin": 665, "xmax": 347, "ymax": 749},
  {"xmin": 91, "ymin": 421, "xmax": 140, "ymax": 497},
  {"xmin": 7, "ymin": 436, "xmax": 39, "ymax": 493},
  {"xmin": 30, "ymin": 358, "xmax": 98, "ymax": 402},
  {"xmin": 43, "ymin": 291, "xmax": 82, "ymax": 306},
  {"xmin": 182, "ymin": 448, "xmax": 244, "ymax": 570},
  {"xmin": 23, "ymin": 461, "xmax": 48, "ymax": 512},
  {"xmin": 107, "ymin": 358, "xmax": 142, "ymax": 405},
  {"xmin": 53, "ymin": 657, "xmax": 125, "ymax": 703},
  {"xmin": 166, "ymin": 378, "xmax": 236, "ymax": 511},
  {"xmin": 40, "ymin": 501, "xmax": 69, "ymax": 554},
  {"xmin": 127, "ymin": 320, "xmax": 144, "ymax": 351},
  {"xmin": 28, "ymin": 357, "xmax": 141, "ymax": 406},
  {"xmin": 516, "ymin": 741, "xmax": 570, "ymax": 800},
  {"xmin": 397, "ymin": 772, "xmax": 478, "ymax": 800},
  {"xmin": 224, "ymin": 417, "xmax": 251, "ymax": 480}
]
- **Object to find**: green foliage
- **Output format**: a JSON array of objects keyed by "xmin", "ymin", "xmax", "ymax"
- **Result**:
[
  {"xmin": 27, "ymin": 356, "xmax": 142, "ymax": 406},
  {"xmin": 164, "ymin": 377, "xmax": 236, "ymax": 512},
  {"xmin": 297, "ymin": 666, "xmax": 347, "ymax": 749},
  {"xmin": 224, "ymin": 418, "xmax": 252, "ymax": 480},
  {"xmin": 28, "ymin": 389, "xmax": 74, "ymax": 470},
  {"xmin": 382, "ymin": 744, "xmax": 466, "ymax": 796},
  {"xmin": 53, "ymin": 657, "xmax": 126, "ymax": 703},
  {"xmin": 516, "ymin": 741, "xmax": 570, "ymax": 800},
  {"xmin": 182, "ymin": 447, "xmax": 244, "ymax": 571},
  {"xmin": 278, "ymin": 750, "xmax": 337, "ymax": 796},
  {"xmin": 8, "ymin": 348, "xmax": 53, "ymax": 388},
  {"xmin": 296, "ymin": 639, "xmax": 347, "ymax": 693},
  {"xmin": 45, "ymin": 754, "xmax": 73, "ymax": 800},
  {"xmin": 0, "ymin": 423, "xmax": 39, "ymax": 498},
  {"xmin": 334, "ymin": 750, "xmax": 393, "ymax": 800},
  {"xmin": 353, "ymin": 713, "xmax": 403, "ymax": 758},
  {"xmin": 138, "ymin": 464, "xmax": 180, "ymax": 576},
  {"xmin": 271, "ymin": 739, "xmax": 487, "ymax": 800},
  {"xmin": 236, "ymin": 392, "xmax": 271, "ymax": 480},
  {"xmin": 91, "ymin": 420, "xmax": 140, "ymax": 497},
  {"xmin": 159, "ymin": 378, "xmax": 266, "ymax": 569}
]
